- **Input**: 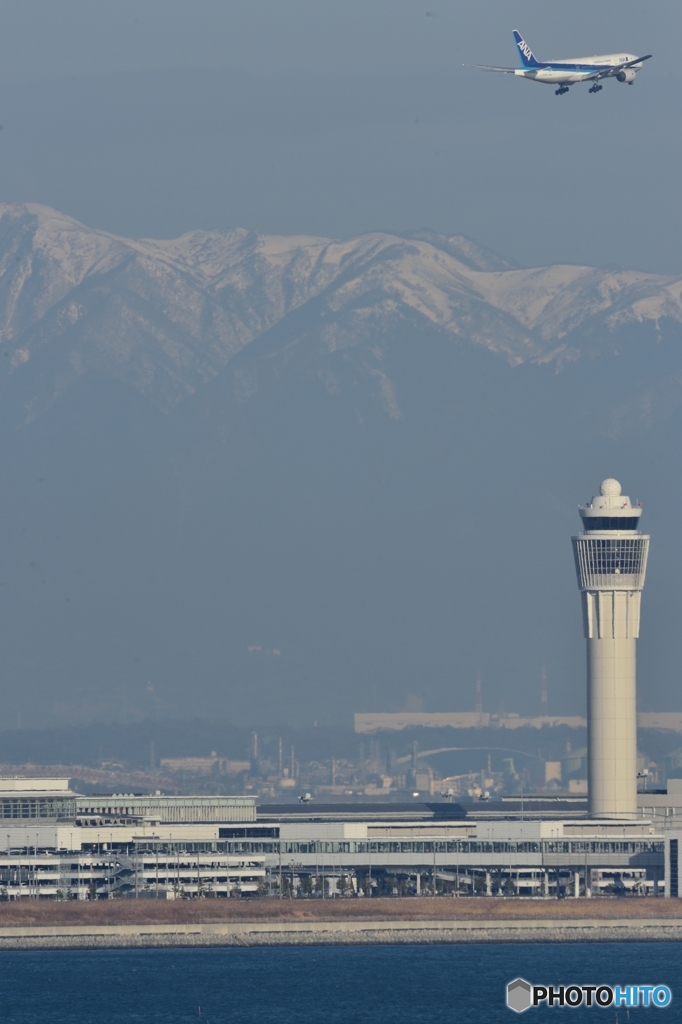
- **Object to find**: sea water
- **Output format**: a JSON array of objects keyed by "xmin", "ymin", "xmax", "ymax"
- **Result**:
[{"xmin": 0, "ymin": 943, "xmax": 679, "ymax": 1023}]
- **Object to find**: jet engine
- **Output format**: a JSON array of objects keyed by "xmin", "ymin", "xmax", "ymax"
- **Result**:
[{"xmin": 616, "ymin": 68, "xmax": 637, "ymax": 83}]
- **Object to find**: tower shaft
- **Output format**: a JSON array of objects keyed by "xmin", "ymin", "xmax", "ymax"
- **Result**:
[
  {"xmin": 584, "ymin": 592, "xmax": 640, "ymax": 817},
  {"xmin": 587, "ymin": 637, "xmax": 636, "ymax": 817}
]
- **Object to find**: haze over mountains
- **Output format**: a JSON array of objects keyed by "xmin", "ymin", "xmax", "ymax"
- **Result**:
[{"xmin": 1, "ymin": 203, "xmax": 682, "ymax": 729}]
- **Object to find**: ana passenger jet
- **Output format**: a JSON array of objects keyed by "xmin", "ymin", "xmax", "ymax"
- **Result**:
[{"xmin": 473, "ymin": 31, "xmax": 651, "ymax": 95}]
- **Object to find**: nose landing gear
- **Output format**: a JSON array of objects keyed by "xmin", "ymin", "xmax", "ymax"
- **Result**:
[
  {"xmin": 555, "ymin": 85, "xmax": 569, "ymax": 96},
  {"xmin": 588, "ymin": 83, "xmax": 603, "ymax": 94}
]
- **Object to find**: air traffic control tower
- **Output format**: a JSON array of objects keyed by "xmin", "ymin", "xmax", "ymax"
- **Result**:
[{"xmin": 573, "ymin": 479, "xmax": 649, "ymax": 819}]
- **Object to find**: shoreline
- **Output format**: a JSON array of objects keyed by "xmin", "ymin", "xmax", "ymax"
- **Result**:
[
  {"xmin": 0, "ymin": 919, "xmax": 681, "ymax": 949},
  {"xmin": 0, "ymin": 899, "xmax": 680, "ymax": 948}
]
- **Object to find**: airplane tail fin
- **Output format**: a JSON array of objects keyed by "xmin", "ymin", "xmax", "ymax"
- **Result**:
[{"xmin": 512, "ymin": 30, "xmax": 541, "ymax": 69}]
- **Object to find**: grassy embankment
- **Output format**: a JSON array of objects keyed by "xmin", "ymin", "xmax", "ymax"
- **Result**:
[{"xmin": 0, "ymin": 896, "xmax": 678, "ymax": 927}]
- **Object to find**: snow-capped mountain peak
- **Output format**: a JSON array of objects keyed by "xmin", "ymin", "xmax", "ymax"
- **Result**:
[{"xmin": 0, "ymin": 202, "xmax": 680, "ymax": 415}]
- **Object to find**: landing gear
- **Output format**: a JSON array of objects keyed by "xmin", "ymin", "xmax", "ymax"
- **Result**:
[
  {"xmin": 588, "ymin": 83, "xmax": 603, "ymax": 94},
  {"xmin": 555, "ymin": 85, "xmax": 569, "ymax": 96}
]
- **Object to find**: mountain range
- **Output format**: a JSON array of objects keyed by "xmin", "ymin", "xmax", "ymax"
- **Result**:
[
  {"xmin": 1, "ymin": 203, "xmax": 682, "ymax": 729},
  {"xmin": 2, "ymin": 203, "xmax": 682, "ymax": 420}
]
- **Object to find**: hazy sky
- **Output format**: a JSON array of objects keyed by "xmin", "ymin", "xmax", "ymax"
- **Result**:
[
  {"xmin": 0, "ymin": 1, "xmax": 680, "ymax": 272},
  {"xmin": 1, "ymin": 3, "xmax": 682, "ymax": 731}
]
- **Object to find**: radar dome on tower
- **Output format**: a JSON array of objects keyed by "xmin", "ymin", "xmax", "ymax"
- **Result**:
[{"xmin": 579, "ymin": 478, "xmax": 640, "ymax": 524}]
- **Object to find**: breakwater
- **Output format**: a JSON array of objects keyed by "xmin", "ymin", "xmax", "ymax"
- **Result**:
[{"xmin": 0, "ymin": 916, "xmax": 681, "ymax": 949}]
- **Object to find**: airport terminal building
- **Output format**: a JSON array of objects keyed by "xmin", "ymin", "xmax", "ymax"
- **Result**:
[
  {"xmin": 0, "ymin": 776, "xmax": 680, "ymax": 900},
  {"xmin": 2, "ymin": 478, "xmax": 680, "ymax": 901}
]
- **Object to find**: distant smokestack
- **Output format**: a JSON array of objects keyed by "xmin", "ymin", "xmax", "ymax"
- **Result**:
[{"xmin": 541, "ymin": 665, "xmax": 548, "ymax": 717}]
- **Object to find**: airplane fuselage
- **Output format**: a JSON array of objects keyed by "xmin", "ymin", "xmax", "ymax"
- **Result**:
[{"xmin": 516, "ymin": 53, "xmax": 641, "ymax": 85}]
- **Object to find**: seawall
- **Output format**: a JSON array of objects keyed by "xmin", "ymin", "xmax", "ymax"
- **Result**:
[{"xmin": 0, "ymin": 917, "xmax": 681, "ymax": 949}]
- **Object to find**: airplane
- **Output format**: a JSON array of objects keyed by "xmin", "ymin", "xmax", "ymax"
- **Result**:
[{"xmin": 472, "ymin": 30, "xmax": 651, "ymax": 96}]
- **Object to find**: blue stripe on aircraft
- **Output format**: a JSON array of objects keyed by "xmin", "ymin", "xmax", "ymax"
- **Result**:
[{"xmin": 523, "ymin": 63, "xmax": 614, "ymax": 72}]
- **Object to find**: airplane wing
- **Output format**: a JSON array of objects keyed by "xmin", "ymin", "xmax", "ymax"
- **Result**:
[
  {"xmin": 584, "ymin": 53, "xmax": 652, "ymax": 81},
  {"xmin": 467, "ymin": 64, "xmax": 519, "ymax": 73}
]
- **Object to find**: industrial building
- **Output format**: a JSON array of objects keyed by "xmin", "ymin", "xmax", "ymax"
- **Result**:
[{"xmin": 353, "ymin": 711, "xmax": 682, "ymax": 733}]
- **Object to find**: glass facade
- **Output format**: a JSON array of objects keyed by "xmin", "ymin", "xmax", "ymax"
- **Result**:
[
  {"xmin": 76, "ymin": 796, "xmax": 256, "ymax": 823},
  {"xmin": 0, "ymin": 796, "xmax": 76, "ymax": 820},
  {"xmin": 574, "ymin": 535, "xmax": 648, "ymax": 588},
  {"xmin": 581, "ymin": 516, "xmax": 639, "ymax": 531},
  {"xmin": 579, "ymin": 538, "xmax": 646, "ymax": 575},
  {"xmin": 218, "ymin": 827, "xmax": 279, "ymax": 839},
  {"xmin": 198, "ymin": 839, "xmax": 664, "ymax": 857}
]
